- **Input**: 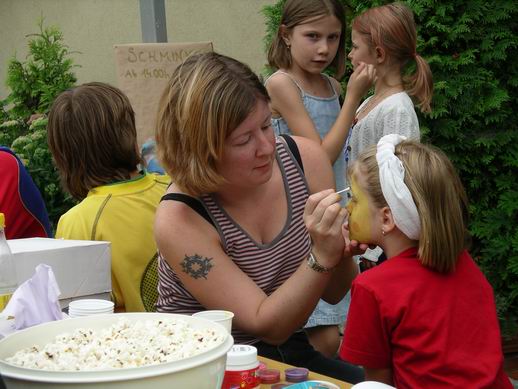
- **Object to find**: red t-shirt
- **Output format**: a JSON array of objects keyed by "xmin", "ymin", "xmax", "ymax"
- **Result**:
[
  {"xmin": 0, "ymin": 149, "xmax": 52, "ymax": 239},
  {"xmin": 340, "ymin": 247, "xmax": 512, "ymax": 389}
]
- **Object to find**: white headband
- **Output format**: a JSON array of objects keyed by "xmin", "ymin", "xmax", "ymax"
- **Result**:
[{"xmin": 376, "ymin": 134, "xmax": 421, "ymax": 240}]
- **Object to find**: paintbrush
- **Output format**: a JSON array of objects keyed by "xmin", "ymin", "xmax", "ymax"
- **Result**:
[{"xmin": 335, "ymin": 186, "xmax": 350, "ymax": 195}]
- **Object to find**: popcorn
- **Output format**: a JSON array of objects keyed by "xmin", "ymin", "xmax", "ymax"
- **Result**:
[{"xmin": 5, "ymin": 317, "xmax": 225, "ymax": 371}]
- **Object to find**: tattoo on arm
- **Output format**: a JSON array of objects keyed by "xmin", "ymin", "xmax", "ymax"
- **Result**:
[{"xmin": 181, "ymin": 254, "xmax": 213, "ymax": 279}]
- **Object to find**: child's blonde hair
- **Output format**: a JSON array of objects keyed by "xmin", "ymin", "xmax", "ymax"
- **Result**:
[
  {"xmin": 350, "ymin": 141, "xmax": 469, "ymax": 273},
  {"xmin": 155, "ymin": 52, "xmax": 269, "ymax": 196},
  {"xmin": 268, "ymin": 0, "xmax": 347, "ymax": 79},
  {"xmin": 352, "ymin": 2, "xmax": 433, "ymax": 113}
]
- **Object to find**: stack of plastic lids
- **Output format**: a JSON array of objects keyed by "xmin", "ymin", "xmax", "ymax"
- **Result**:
[{"xmin": 68, "ymin": 299, "xmax": 114, "ymax": 318}]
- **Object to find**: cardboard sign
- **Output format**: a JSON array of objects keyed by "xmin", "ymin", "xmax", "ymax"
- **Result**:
[{"xmin": 114, "ymin": 42, "xmax": 213, "ymax": 146}]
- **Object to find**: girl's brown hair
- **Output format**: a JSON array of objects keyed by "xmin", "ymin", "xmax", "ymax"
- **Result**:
[
  {"xmin": 350, "ymin": 141, "xmax": 469, "ymax": 273},
  {"xmin": 267, "ymin": 0, "xmax": 347, "ymax": 79},
  {"xmin": 155, "ymin": 52, "xmax": 269, "ymax": 196},
  {"xmin": 352, "ymin": 2, "xmax": 433, "ymax": 113},
  {"xmin": 47, "ymin": 82, "xmax": 141, "ymax": 199}
]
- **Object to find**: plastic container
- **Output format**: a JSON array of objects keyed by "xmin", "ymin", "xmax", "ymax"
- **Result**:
[
  {"xmin": 68, "ymin": 299, "xmax": 114, "ymax": 317},
  {"xmin": 258, "ymin": 368, "xmax": 281, "ymax": 384},
  {"xmin": 280, "ymin": 381, "xmax": 339, "ymax": 388},
  {"xmin": 0, "ymin": 213, "xmax": 16, "ymax": 310},
  {"xmin": 284, "ymin": 367, "xmax": 309, "ymax": 383},
  {"xmin": 222, "ymin": 344, "xmax": 260, "ymax": 389},
  {"xmin": 0, "ymin": 312, "xmax": 234, "ymax": 389}
]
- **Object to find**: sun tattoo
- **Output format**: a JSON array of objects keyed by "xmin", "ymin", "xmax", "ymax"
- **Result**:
[{"xmin": 181, "ymin": 254, "xmax": 214, "ymax": 279}]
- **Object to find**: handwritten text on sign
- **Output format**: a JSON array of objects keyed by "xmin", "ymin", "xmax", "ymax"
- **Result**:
[
  {"xmin": 114, "ymin": 42, "xmax": 213, "ymax": 146},
  {"xmin": 124, "ymin": 48, "xmax": 202, "ymax": 79}
]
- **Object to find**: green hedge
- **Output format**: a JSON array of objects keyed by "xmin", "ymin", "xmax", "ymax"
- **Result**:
[{"xmin": 262, "ymin": 0, "xmax": 518, "ymax": 338}]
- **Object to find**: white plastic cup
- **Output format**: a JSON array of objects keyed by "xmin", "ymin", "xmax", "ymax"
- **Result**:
[
  {"xmin": 192, "ymin": 310, "xmax": 234, "ymax": 333},
  {"xmin": 352, "ymin": 382, "xmax": 397, "ymax": 389}
]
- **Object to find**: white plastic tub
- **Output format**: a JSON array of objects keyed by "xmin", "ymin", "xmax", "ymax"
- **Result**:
[{"xmin": 0, "ymin": 312, "xmax": 233, "ymax": 388}]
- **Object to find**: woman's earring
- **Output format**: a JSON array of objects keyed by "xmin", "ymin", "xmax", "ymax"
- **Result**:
[{"xmin": 381, "ymin": 228, "xmax": 386, "ymax": 236}]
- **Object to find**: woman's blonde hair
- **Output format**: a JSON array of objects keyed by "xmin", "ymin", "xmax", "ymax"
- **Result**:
[
  {"xmin": 267, "ymin": 0, "xmax": 347, "ymax": 79},
  {"xmin": 352, "ymin": 2, "xmax": 433, "ymax": 113},
  {"xmin": 350, "ymin": 140, "xmax": 469, "ymax": 273},
  {"xmin": 155, "ymin": 52, "xmax": 269, "ymax": 196},
  {"xmin": 47, "ymin": 82, "xmax": 140, "ymax": 200}
]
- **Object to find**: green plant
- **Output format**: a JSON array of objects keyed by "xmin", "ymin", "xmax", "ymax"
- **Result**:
[
  {"xmin": 1, "ymin": 19, "xmax": 78, "ymax": 229},
  {"xmin": 4, "ymin": 19, "xmax": 78, "ymax": 119},
  {"xmin": 262, "ymin": 0, "xmax": 518, "ymax": 338}
]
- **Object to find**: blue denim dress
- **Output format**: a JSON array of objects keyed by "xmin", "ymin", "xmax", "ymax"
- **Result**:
[
  {"xmin": 265, "ymin": 71, "xmax": 350, "ymax": 328},
  {"xmin": 268, "ymin": 72, "xmax": 347, "ymax": 193}
]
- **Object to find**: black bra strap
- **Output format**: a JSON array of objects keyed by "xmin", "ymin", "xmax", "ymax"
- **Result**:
[
  {"xmin": 279, "ymin": 134, "xmax": 304, "ymax": 173},
  {"xmin": 160, "ymin": 193, "xmax": 215, "ymax": 227}
]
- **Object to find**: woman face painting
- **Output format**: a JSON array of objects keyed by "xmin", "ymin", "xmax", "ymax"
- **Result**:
[{"xmin": 346, "ymin": 175, "xmax": 375, "ymax": 243}]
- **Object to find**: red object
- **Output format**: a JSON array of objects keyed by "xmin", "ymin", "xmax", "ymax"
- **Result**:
[
  {"xmin": 258, "ymin": 368, "xmax": 281, "ymax": 384},
  {"xmin": 340, "ymin": 248, "xmax": 513, "ymax": 389},
  {"xmin": 222, "ymin": 367, "xmax": 260, "ymax": 389},
  {"xmin": 0, "ymin": 148, "xmax": 52, "ymax": 239}
]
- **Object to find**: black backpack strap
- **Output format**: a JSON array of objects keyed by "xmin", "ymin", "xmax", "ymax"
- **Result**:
[
  {"xmin": 160, "ymin": 193, "xmax": 215, "ymax": 227},
  {"xmin": 279, "ymin": 134, "xmax": 304, "ymax": 173}
]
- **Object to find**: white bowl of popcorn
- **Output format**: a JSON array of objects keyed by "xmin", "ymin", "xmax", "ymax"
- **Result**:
[{"xmin": 0, "ymin": 312, "xmax": 233, "ymax": 388}]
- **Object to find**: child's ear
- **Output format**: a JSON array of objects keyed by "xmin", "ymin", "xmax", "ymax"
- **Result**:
[
  {"xmin": 280, "ymin": 24, "xmax": 291, "ymax": 46},
  {"xmin": 381, "ymin": 206, "xmax": 396, "ymax": 234},
  {"xmin": 375, "ymin": 46, "xmax": 386, "ymax": 64}
]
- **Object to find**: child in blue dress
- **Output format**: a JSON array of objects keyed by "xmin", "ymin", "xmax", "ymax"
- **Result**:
[{"xmin": 265, "ymin": 0, "xmax": 375, "ymax": 357}]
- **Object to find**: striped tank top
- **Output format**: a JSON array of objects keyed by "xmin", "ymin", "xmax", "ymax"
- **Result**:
[{"xmin": 156, "ymin": 137, "xmax": 311, "ymax": 344}]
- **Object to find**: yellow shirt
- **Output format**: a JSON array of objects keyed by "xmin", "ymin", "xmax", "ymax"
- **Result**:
[{"xmin": 56, "ymin": 172, "xmax": 170, "ymax": 312}]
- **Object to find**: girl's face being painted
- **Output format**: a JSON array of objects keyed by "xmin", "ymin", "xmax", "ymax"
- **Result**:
[{"xmin": 346, "ymin": 175, "xmax": 375, "ymax": 243}]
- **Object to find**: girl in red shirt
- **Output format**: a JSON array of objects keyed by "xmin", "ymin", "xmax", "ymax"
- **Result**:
[{"xmin": 339, "ymin": 135, "xmax": 512, "ymax": 388}]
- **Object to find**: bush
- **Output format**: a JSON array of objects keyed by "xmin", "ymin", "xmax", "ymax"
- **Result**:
[
  {"xmin": 262, "ymin": 0, "xmax": 518, "ymax": 338},
  {"xmin": 0, "ymin": 19, "xmax": 78, "ymax": 229}
]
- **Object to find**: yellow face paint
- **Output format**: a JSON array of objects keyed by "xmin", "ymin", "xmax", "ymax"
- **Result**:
[{"xmin": 346, "ymin": 176, "xmax": 372, "ymax": 243}]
